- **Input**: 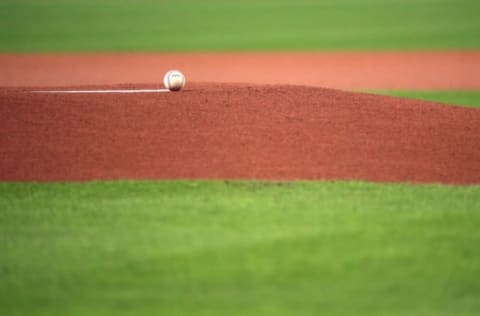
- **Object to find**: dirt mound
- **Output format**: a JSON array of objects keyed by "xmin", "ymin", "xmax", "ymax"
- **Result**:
[{"xmin": 1, "ymin": 83, "xmax": 479, "ymax": 184}]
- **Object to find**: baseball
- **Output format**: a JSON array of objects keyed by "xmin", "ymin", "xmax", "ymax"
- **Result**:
[{"xmin": 163, "ymin": 70, "xmax": 186, "ymax": 91}]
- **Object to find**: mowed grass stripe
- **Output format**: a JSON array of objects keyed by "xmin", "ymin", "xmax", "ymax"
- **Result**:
[
  {"xmin": 1, "ymin": 181, "xmax": 480, "ymax": 316},
  {"xmin": 1, "ymin": 0, "xmax": 480, "ymax": 52},
  {"xmin": 375, "ymin": 91, "xmax": 480, "ymax": 108}
]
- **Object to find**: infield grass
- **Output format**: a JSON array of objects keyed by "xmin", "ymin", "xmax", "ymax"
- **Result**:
[
  {"xmin": 376, "ymin": 91, "xmax": 480, "ymax": 108},
  {"xmin": 1, "ymin": 0, "xmax": 479, "ymax": 52},
  {"xmin": 1, "ymin": 180, "xmax": 480, "ymax": 316}
]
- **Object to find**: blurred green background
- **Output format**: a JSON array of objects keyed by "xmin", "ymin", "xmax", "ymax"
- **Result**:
[{"xmin": 1, "ymin": 0, "xmax": 479, "ymax": 52}]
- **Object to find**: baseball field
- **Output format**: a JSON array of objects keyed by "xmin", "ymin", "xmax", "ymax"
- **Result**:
[{"xmin": 1, "ymin": 1, "xmax": 480, "ymax": 315}]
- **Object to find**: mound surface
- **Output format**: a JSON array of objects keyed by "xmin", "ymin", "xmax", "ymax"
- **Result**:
[{"xmin": 1, "ymin": 83, "xmax": 479, "ymax": 184}]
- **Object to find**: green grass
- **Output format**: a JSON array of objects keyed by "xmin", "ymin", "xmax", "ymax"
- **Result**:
[
  {"xmin": 374, "ymin": 91, "xmax": 480, "ymax": 108},
  {"xmin": 1, "ymin": 180, "xmax": 480, "ymax": 316},
  {"xmin": 1, "ymin": 0, "xmax": 479, "ymax": 52}
]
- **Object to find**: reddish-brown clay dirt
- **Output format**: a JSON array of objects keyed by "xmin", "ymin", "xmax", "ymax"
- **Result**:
[
  {"xmin": 1, "ymin": 51, "xmax": 480, "ymax": 90},
  {"xmin": 1, "ymin": 83, "xmax": 479, "ymax": 184}
]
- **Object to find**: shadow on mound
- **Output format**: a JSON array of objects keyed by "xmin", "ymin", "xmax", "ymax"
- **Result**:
[{"xmin": 1, "ymin": 83, "xmax": 479, "ymax": 184}]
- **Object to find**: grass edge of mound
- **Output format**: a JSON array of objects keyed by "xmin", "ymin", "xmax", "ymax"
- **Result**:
[{"xmin": 368, "ymin": 90, "xmax": 480, "ymax": 108}]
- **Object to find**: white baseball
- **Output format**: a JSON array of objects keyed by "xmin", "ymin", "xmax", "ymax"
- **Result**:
[{"xmin": 163, "ymin": 70, "xmax": 186, "ymax": 91}]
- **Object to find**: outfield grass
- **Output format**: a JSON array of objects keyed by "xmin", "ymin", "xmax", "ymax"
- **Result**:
[
  {"xmin": 1, "ymin": 180, "xmax": 480, "ymax": 316},
  {"xmin": 376, "ymin": 91, "xmax": 480, "ymax": 108},
  {"xmin": 1, "ymin": 0, "xmax": 479, "ymax": 52}
]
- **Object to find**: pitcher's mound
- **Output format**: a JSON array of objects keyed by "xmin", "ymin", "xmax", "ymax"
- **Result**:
[{"xmin": 1, "ymin": 83, "xmax": 479, "ymax": 184}]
